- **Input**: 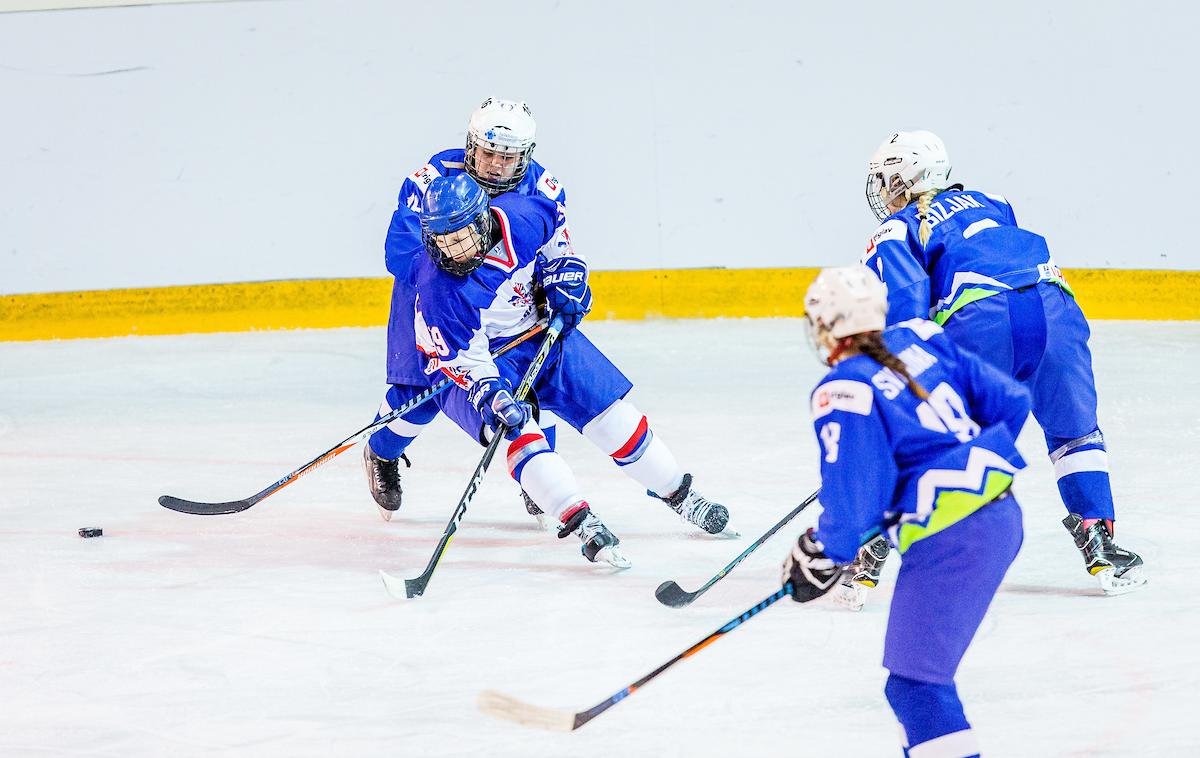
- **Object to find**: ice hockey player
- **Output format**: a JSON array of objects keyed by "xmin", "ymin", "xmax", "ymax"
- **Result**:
[
  {"xmin": 363, "ymin": 97, "xmax": 567, "ymax": 525},
  {"xmin": 846, "ymin": 130, "xmax": 1145, "ymax": 601},
  {"xmin": 783, "ymin": 264, "xmax": 1029, "ymax": 758},
  {"xmin": 412, "ymin": 173, "xmax": 737, "ymax": 567}
]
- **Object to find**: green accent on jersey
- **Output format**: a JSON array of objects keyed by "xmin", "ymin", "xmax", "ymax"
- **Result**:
[
  {"xmin": 933, "ymin": 279, "xmax": 1076, "ymax": 326},
  {"xmin": 897, "ymin": 469, "xmax": 1015, "ymax": 553},
  {"xmin": 932, "ymin": 287, "xmax": 1004, "ymax": 325}
]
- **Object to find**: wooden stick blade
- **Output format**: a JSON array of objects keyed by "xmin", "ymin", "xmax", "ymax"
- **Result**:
[{"xmin": 477, "ymin": 689, "xmax": 578, "ymax": 732}]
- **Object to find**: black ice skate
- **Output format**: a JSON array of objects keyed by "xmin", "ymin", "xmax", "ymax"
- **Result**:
[
  {"xmin": 558, "ymin": 504, "xmax": 630, "ymax": 569},
  {"xmin": 1062, "ymin": 514, "xmax": 1147, "ymax": 595},
  {"xmin": 832, "ymin": 533, "xmax": 891, "ymax": 611},
  {"xmin": 363, "ymin": 446, "xmax": 408, "ymax": 522},
  {"xmin": 654, "ymin": 474, "xmax": 739, "ymax": 538},
  {"xmin": 521, "ymin": 490, "xmax": 552, "ymax": 531}
]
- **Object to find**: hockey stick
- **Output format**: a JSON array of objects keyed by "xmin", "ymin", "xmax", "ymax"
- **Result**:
[
  {"xmin": 479, "ymin": 582, "xmax": 793, "ymax": 731},
  {"xmin": 157, "ymin": 322, "xmax": 548, "ymax": 516},
  {"xmin": 655, "ymin": 488, "xmax": 820, "ymax": 608},
  {"xmin": 380, "ymin": 316, "xmax": 564, "ymax": 600}
]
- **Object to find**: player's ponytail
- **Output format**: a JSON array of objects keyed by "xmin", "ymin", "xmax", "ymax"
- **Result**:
[
  {"xmin": 853, "ymin": 333, "xmax": 930, "ymax": 401},
  {"xmin": 916, "ymin": 190, "xmax": 938, "ymax": 247}
]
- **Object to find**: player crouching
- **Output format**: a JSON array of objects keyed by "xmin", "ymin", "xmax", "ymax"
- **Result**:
[{"xmin": 412, "ymin": 174, "xmax": 737, "ymax": 568}]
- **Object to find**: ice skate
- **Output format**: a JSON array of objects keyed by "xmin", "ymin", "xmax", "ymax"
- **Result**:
[
  {"xmin": 521, "ymin": 490, "xmax": 553, "ymax": 531},
  {"xmin": 832, "ymin": 534, "xmax": 890, "ymax": 611},
  {"xmin": 1062, "ymin": 514, "xmax": 1146, "ymax": 596},
  {"xmin": 559, "ymin": 504, "xmax": 630, "ymax": 569},
  {"xmin": 655, "ymin": 474, "xmax": 739, "ymax": 538},
  {"xmin": 363, "ymin": 446, "xmax": 408, "ymax": 522}
]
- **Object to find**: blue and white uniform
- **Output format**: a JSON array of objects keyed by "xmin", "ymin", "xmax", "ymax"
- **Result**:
[
  {"xmin": 369, "ymin": 149, "xmax": 568, "ymax": 461},
  {"xmin": 413, "ymin": 192, "xmax": 687, "ymax": 521},
  {"xmin": 812, "ymin": 319, "xmax": 1030, "ymax": 757},
  {"xmin": 863, "ymin": 188, "xmax": 1115, "ymax": 522}
]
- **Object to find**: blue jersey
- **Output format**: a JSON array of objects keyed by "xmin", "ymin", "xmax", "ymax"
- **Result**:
[
  {"xmin": 861, "ymin": 188, "xmax": 1073, "ymax": 327},
  {"xmin": 810, "ymin": 319, "xmax": 1031, "ymax": 564},
  {"xmin": 384, "ymin": 149, "xmax": 568, "ymax": 384},
  {"xmin": 412, "ymin": 192, "xmax": 562, "ymax": 389}
]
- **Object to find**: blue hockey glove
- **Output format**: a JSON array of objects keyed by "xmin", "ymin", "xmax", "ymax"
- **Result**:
[
  {"xmin": 468, "ymin": 376, "xmax": 531, "ymax": 441},
  {"xmin": 540, "ymin": 256, "xmax": 592, "ymax": 334},
  {"xmin": 782, "ymin": 528, "xmax": 842, "ymax": 603}
]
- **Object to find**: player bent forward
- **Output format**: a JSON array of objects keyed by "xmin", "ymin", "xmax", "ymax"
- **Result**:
[{"xmin": 412, "ymin": 173, "xmax": 738, "ymax": 568}]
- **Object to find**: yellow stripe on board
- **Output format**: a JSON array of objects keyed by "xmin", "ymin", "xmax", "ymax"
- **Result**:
[{"xmin": 1, "ymin": 268, "xmax": 1197, "ymax": 342}]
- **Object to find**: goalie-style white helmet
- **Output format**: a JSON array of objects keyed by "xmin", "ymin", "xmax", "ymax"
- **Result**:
[
  {"xmin": 804, "ymin": 265, "xmax": 889, "ymax": 363},
  {"xmin": 865, "ymin": 130, "xmax": 952, "ymax": 221},
  {"xmin": 465, "ymin": 97, "xmax": 537, "ymax": 194}
]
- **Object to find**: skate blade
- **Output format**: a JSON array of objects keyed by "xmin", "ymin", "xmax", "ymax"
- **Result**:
[
  {"xmin": 378, "ymin": 505, "xmax": 394, "ymax": 522},
  {"xmin": 832, "ymin": 582, "xmax": 868, "ymax": 612},
  {"xmin": 711, "ymin": 524, "xmax": 741, "ymax": 539},
  {"xmin": 534, "ymin": 514, "xmax": 557, "ymax": 532},
  {"xmin": 1097, "ymin": 566, "xmax": 1147, "ymax": 596},
  {"xmin": 595, "ymin": 546, "xmax": 632, "ymax": 570}
]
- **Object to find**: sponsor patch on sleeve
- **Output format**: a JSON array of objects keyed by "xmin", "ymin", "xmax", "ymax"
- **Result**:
[
  {"xmin": 537, "ymin": 172, "xmax": 563, "ymax": 199},
  {"xmin": 409, "ymin": 163, "xmax": 440, "ymax": 194},
  {"xmin": 811, "ymin": 380, "xmax": 874, "ymax": 420},
  {"xmin": 862, "ymin": 219, "xmax": 907, "ymax": 262}
]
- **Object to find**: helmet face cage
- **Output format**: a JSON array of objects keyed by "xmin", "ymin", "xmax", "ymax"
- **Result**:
[
  {"xmin": 803, "ymin": 312, "xmax": 833, "ymax": 365},
  {"xmin": 422, "ymin": 210, "xmax": 493, "ymax": 276},
  {"xmin": 865, "ymin": 169, "xmax": 917, "ymax": 221},
  {"xmin": 465, "ymin": 133, "xmax": 535, "ymax": 194}
]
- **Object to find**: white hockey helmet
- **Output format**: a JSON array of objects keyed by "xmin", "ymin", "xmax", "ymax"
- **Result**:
[
  {"xmin": 804, "ymin": 265, "xmax": 889, "ymax": 363},
  {"xmin": 465, "ymin": 97, "xmax": 537, "ymax": 194},
  {"xmin": 865, "ymin": 130, "xmax": 952, "ymax": 221}
]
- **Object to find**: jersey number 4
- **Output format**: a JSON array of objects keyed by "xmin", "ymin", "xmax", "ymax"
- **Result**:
[{"xmin": 916, "ymin": 383, "xmax": 980, "ymax": 443}]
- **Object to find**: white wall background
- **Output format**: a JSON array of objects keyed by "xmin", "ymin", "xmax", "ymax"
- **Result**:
[{"xmin": 1, "ymin": 0, "xmax": 1195, "ymax": 295}]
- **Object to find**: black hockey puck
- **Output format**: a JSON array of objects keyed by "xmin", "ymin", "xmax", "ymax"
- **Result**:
[{"xmin": 78, "ymin": 528, "xmax": 103, "ymax": 538}]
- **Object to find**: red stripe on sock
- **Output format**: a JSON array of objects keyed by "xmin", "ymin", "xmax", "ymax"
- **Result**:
[{"xmin": 611, "ymin": 416, "xmax": 649, "ymax": 459}]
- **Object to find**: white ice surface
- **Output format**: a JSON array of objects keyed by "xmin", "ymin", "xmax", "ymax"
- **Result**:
[{"xmin": 1, "ymin": 319, "xmax": 1197, "ymax": 757}]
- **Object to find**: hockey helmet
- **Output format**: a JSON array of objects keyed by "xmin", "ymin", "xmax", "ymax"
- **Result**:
[
  {"xmin": 865, "ymin": 130, "xmax": 952, "ymax": 221},
  {"xmin": 465, "ymin": 97, "xmax": 537, "ymax": 194},
  {"xmin": 804, "ymin": 265, "xmax": 889, "ymax": 364},
  {"xmin": 420, "ymin": 174, "xmax": 492, "ymax": 275}
]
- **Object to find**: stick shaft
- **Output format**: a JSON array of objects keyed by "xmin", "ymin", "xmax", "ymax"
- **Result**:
[
  {"xmin": 401, "ymin": 318, "xmax": 563, "ymax": 598},
  {"xmin": 573, "ymin": 584, "xmax": 793, "ymax": 728},
  {"xmin": 158, "ymin": 322, "xmax": 546, "ymax": 515}
]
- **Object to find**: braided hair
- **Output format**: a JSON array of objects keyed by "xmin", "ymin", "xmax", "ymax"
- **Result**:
[
  {"xmin": 850, "ymin": 332, "xmax": 930, "ymax": 401},
  {"xmin": 916, "ymin": 190, "xmax": 939, "ymax": 247}
]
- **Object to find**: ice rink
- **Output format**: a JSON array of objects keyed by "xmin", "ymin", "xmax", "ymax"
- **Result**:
[{"xmin": 1, "ymin": 319, "xmax": 1196, "ymax": 757}]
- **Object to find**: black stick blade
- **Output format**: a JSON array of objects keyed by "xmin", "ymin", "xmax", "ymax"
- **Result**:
[
  {"xmin": 158, "ymin": 495, "xmax": 255, "ymax": 515},
  {"xmin": 654, "ymin": 580, "xmax": 698, "ymax": 608}
]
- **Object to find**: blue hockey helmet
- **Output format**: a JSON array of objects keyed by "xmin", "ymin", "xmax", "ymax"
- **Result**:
[{"xmin": 420, "ymin": 174, "xmax": 493, "ymax": 275}]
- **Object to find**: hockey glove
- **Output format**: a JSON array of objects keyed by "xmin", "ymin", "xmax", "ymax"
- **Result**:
[
  {"xmin": 468, "ymin": 376, "xmax": 531, "ymax": 441},
  {"xmin": 782, "ymin": 528, "xmax": 842, "ymax": 603},
  {"xmin": 540, "ymin": 256, "xmax": 592, "ymax": 334}
]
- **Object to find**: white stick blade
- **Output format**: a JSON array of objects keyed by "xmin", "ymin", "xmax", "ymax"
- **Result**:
[
  {"xmin": 477, "ymin": 689, "xmax": 576, "ymax": 732},
  {"xmin": 378, "ymin": 570, "xmax": 410, "ymax": 600}
]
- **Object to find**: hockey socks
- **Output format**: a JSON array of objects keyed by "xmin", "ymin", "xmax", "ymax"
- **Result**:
[
  {"xmin": 582, "ymin": 400, "xmax": 684, "ymax": 496},
  {"xmin": 884, "ymin": 674, "xmax": 979, "ymax": 758},
  {"xmin": 368, "ymin": 384, "xmax": 441, "ymax": 460},
  {"xmin": 1048, "ymin": 429, "xmax": 1115, "ymax": 521}
]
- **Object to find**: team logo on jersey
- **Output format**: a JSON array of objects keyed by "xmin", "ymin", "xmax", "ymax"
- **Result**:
[{"xmin": 509, "ymin": 282, "xmax": 534, "ymax": 308}]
